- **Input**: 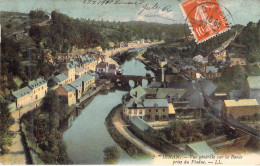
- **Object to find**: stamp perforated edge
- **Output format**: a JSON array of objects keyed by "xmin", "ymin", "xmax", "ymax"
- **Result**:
[{"xmin": 178, "ymin": 0, "xmax": 231, "ymax": 44}]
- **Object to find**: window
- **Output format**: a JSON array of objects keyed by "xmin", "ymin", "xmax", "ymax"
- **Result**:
[
  {"xmin": 163, "ymin": 109, "xmax": 165, "ymax": 112},
  {"xmin": 139, "ymin": 110, "xmax": 142, "ymax": 114},
  {"xmin": 149, "ymin": 109, "xmax": 151, "ymax": 112},
  {"xmin": 156, "ymin": 109, "xmax": 158, "ymax": 112}
]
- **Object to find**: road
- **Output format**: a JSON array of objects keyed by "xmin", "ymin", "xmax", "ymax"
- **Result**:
[
  {"xmin": 112, "ymin": 107, "xmax": 162, "ymax": 158},
  {"xmin": 0, "ymin": 100, "xmax": 41, "ymax": 165}
]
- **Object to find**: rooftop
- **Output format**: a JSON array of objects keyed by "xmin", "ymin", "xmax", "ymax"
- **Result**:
[
  {"xmin": 143, "ymin": 99, "xmax": 168, "ymax": 108},
  {"xmin": 247, "ymin": 76, "xmax": 260, "ymax": 89},
  {"xmin": 54, "ymin": 73, "xmax": 68, "ymax": 83},
  {"xmin": 62, "ymin": 84, "xmax": 76, "ymax": 93},
  {"xmin": 224, "ymin": 99, "xmax": 259, "ymax": 107},
  {"xmin": 28, "ymin": 78, "xmax": 47, "ymax": 89},
  {"xmin": 187, "ymin": 141, "xmax": 216, "ymax": 156},
  {"xmin": 182, "ymin": 65, "xmax": 197, "ymax": 71},
  {"xmin": 70, "ymin": 73, "xmax": 95, "ymax": 89},
  {"xmin": 130, "ymin": 117, "xmax": 151, "ymax": 131},
  {"xmin": 130, "ymin": 85, "xmax": 147, "ymax": 100},
  {"xmin": 12, "ymin": 86, "xmax": 32, "ymax": 99},
  {"xmin": 206, "ymin": 66, "xmax": 219, "ymax": 73},
  {"xmin": 96, "ymin": 62, "xmax": 108, "ymax": 69}
]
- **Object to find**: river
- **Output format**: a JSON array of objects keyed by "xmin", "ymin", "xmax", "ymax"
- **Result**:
[{"xmin": 63, "ymin": 55, "xmax": 154, "ymax": 164}]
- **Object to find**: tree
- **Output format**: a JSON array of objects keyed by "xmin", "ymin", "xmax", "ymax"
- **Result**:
[
  {"xmin": 0, "ymin": 99, "xmax": 15, "ymax": 154},
  {"xmin": 103, "ymin": 146, "xmax": 120, "ymax": 164}
]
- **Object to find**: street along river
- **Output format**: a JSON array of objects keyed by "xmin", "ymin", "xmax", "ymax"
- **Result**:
[{"xmin": 63, "ymin": 52, "xmax": 155, "ymax": 164}]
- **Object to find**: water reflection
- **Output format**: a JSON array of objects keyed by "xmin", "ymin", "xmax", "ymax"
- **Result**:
[{"xmin": 63, "ymin": 58, "xmax": 154, "ymax": 164}]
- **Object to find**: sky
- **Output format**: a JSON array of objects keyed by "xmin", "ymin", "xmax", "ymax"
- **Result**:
[{"xmin": 1, "ymin": 0, "xmax": 260, "ymax": 25}]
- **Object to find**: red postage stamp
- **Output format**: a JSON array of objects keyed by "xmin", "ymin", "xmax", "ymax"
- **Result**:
[{"xmin": 179, "ymin": 0, "xmax": 230, "ymax": 43}]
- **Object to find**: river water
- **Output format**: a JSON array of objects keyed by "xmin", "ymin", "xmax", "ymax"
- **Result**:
[{"xmin": 63, "ymin": 56, "xmax": 154, "ymax": 164}]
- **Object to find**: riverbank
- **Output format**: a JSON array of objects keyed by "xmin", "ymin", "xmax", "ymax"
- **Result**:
[
  {"xmin": 105, "ymin": 104, "xmax": 153, "ymax": 160},
  {"xmin": 103, "ymin": 41, "xmax": 164, "ymax": 66}
]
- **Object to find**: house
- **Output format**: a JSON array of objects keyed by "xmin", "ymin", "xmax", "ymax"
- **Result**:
[
  {"xmin": 186, "ymin": 141, "xmax": 216, "ymax": 156},
  {"xmin": 28, "ymin": 78, "xmax": 47, "ymax": 101},
  {"xmin": 202, "ymin": 66, "xmax": 221, "ymax": 78},
  {"xmin": 11, "ymin": 87, "xmax": 32, "ymax": 108},
  {"xmin": 124, "ymin": 98, "xmax": 174, "ymax": 121},
  {"xmin": 56, "ymin": 84, "xmax": 76, "ymax": 106},
  {"xmin": 245, "ymin": 76, "xmax": 260, "ymax": 103},
  {"xmin": 222, "ymin": 99, "xmax": 260, "ymax": 119},
  {"xmin": 52, "ymin": 73, "xmax": 68, "ymax": 86},
  {"xmin": 108, "ymin": 64, "xmax": 117, "ymax": 75},
  {"xmin": 180, "ymin": 66, "xmax": 200, "ymax": 80},
  {"xmin": 144, "ymin": 99, "xmax": 171, "ymax": 121},
  {"xmin": 11, "ymin": 78, "xmax": 47, "ymax": 108},
  {"xmin": 69, "ymin": 73, "xmax": 95, "ymax": 100},
  {"xmin": 96, "ymin": 62, "xmax": 109, "ymax": 74},
  {"xmin": 230, "ymin": 58, "xmax": 247, "ymax": 67}
]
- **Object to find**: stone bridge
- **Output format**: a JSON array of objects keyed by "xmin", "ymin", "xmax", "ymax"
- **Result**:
[{"xmin": 100, "ymin": 75, "xmax": 154, "ymax": 86}]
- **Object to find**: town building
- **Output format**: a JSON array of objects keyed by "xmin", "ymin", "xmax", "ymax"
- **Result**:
[
  {"xmin": 96, "ymin": 62, "xmax": 109, "ymax": 74},
  {"xmin": 230, "ymin": 58, "xmax": 247, "ymax": 67},
  {"xmin": 11, "ymin": 78, "xmax": 47, "ymax": 108},
  {"xmin": 56, "ymin": 84, "xmax": 76, "ymax": 106},
  {"xmin": 222, "ymin": 99, "xmax": 260, "ymax": 119},
  {"xmin": 11, "ymin": 87, "xmax": 32, "ymax": 108},
  {"xmin": 28, "ymin": 78, "xmax": 48, "ymax": 101},
  {"xmin": 180, "ymin": 66, "xmax": 200, "ymax": 80},
  {"xmin": 69, "ymin": 73, "xmax": 95, "ymax": 100},
  {"xmin": 68, "ymin": 54, "xmax": 98, "ymax": 74},
  {"xmin": 124, "ymin": 98, "xmax": 175, "ymax": 121},
  {"xmin": 200, "ymin": 66, "xmax": 221, "ymax": 78}
]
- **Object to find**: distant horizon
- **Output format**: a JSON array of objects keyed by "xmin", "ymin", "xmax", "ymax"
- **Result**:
[{"xmin": 1, "ymin": 0, "xmax": 260, "ymax": 26}]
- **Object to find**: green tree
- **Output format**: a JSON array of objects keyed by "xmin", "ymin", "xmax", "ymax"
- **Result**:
[{"xmin": 0, "ymin": 99, "xmax": 15, "ymax": 154}]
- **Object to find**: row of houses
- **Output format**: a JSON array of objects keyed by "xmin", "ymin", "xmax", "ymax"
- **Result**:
[
  {"xmin": 56, "ymin": 73, "xmax": 95, "ymax": 106},
  {"xmin": 11, "ymin": 53, "xmax": 99, "ymax": 109},
  {"xmin": 180, "ymin": 65, "xmax": 221, "ymax": 80},
  {"xmin": 122, "ymin": 80, "xmax": 215, "ymax": 122}
]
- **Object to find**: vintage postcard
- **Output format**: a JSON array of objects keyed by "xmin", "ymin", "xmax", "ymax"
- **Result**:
[{"xmin": 0, "ymin": 0, "xmax": 260, "ymax": 165}]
